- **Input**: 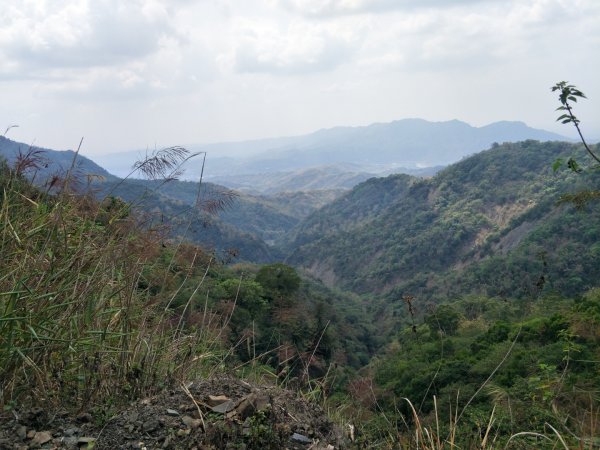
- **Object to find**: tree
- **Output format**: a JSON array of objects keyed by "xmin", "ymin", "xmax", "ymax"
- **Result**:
[
  {"xmin": 255, "ymin": 263, "xmax": 301, "ymax": 298},
  {"xmin": 218, "ymin": 278, "xmax": 266, "ymax": 320},
  {"xmin": 551, "ymin": 82, "xmax": 600, "ymax": 168},
  {"xmin": 425, "ymin": 304, "xmax": 461, "ymax": 335},
  {"xmin": 551, "ymin": 81, "xmax": 600, "ymax": 207}
]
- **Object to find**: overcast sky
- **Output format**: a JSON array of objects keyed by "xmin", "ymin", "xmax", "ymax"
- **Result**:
[{"xmin": 1, "ymin": 0, "xmax": 599, "ymax": 157}]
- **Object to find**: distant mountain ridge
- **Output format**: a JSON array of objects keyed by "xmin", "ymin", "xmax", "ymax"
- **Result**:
[
  {"xmin": 236, "ymin": 119, "xmax": 568, "ymax": 169},
  {"xmin": 94, "ymin": 119, "xmax": 569, "ymax": 180},
  {"xmin": 205, "ymin": 165, "xmax": 445, "ymax": 194}
]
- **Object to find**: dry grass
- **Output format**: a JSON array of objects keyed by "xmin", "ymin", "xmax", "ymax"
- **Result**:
[{"xmin": 0, "ymin": 154, "xmax": 228, "ymax": 411}]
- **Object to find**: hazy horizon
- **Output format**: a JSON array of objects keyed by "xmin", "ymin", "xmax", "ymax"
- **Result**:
[{"xmin": 92, "ymin": 117, "xmax": 571, "ymax": 158}]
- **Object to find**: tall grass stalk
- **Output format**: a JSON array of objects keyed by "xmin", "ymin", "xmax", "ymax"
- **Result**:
[{"xmin": 0, "ymin": 157, "xmax": 229, "ymax": 411}]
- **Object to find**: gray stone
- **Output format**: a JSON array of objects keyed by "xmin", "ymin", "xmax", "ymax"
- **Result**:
[
  {"xmin": 31, "ymin": 431, "xmax": 52, "ymax": 446},
  {"xmin": 142, "ymin": 419, "xmax": 160, "ymax": 433},
  {"xmin": 210, "ymin": 400, "xmax": 235, "ymax": 414},
  {"xmin": 16, "ymin": 426, "xmax": 27, "ymax": 440},
  {"xmin": 233, "ymin": 393, "xmax": 270, "ymax": 420},
  {"xmin": 165, "ymin": 409, "xmax": 179, "ymax": 417},
  {"xmin": 206, "ymin": 395, "xmax": 229, "ymax": 407},
  {"xmin": 61, "ymin": 436, "xmax": 79, "ymax": 448},
  {"xmin": 181, "ymin": 416, "xmax": 202, "ymax": 429},
  {"xmin": 162, "ymin": 435, "xmax": 172, "ymax": 448},
  {"xmin": 64, "ymin": 428, "xmax": 80, "ymax": 437},
  {"xmin": 290, "ymin": 432, "xmax": 312, "ymax": 444}
]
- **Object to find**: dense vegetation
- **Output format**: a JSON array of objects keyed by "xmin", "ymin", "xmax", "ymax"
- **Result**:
[
  {"xmin": 0, "ymin": 137, "xmax": 348, "ymax": 262},
  {"xmin": 285, "ymin": 141, "xmax": 600, "ymax": 305},
  {"xmin": 359, "ymin": 291, "xmax": 600, "ymax": 447},
  {"xmin": 207, "ymin": 166, "xmax": 371, "ymax": 194}
]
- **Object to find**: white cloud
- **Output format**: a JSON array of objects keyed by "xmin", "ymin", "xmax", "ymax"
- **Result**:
[
  {"xmin": 0, "ymin": 0, "xmax": 599, "ymax": 154},
  {"xmin": 227, "ymin": 19, "xmax": 361, "ymax": 74},
  {"xmin": 0, "ymin": 0, "xmax": 221, "ymax": 100},
  {"xmin": 277, "ymin": 0, "xmax": 500, "ymax": 17},
  {"xmin": 0, "ymin": 0, "xmax": 175, "ymax": 73}
]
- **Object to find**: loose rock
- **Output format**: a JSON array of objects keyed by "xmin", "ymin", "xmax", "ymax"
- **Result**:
[
  {"xmin": 291, "ymin": 432, "xmax": 312, "ymax": 444},
  {"xmin": 0, "ymin": 376, "xmax": 346, "ymax": 450},
  {"xmin": 181, "ymin": 416, "xmax": 202, "ymax": 430},
  {"xmin": 206, "ymin": 395, "xmax": 229, "ymax": 407},
  {"xmin": 31, "ymin": 431, "xmax": 52, "ymax": 446}
]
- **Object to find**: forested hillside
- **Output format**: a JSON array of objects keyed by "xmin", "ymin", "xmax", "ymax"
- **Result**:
[
  {"xmin": 94, "ymin": 177, "xmax": 342, "ymax": 256},
  {"xmin": 284, "ymin": 140, "xmax": 600, "ymax": 304},
  {"xmin": 2, "ymin": 133, "xmax": 600, "ymax": 447},
  {"xmin": 206, "ymin": 165, "xmax": 373, "ymax": 194}
]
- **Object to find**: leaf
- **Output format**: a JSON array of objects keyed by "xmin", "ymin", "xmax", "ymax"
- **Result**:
[
  {"xmin": 552, "ymin": 159, "xmax": 563, "ymax": 172},
  {"xmin": 567, "ymin": 158, "xmax": 582, "ymax": 173}
]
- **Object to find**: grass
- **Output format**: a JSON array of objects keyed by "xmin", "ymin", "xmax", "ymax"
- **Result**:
[
  {"xmin": 0, "ymin": 155, "xmax": 226, "ymax": 411},
  {"xmin": 323, "ymin": 391, "xmax": 599, "ymax": 449}
]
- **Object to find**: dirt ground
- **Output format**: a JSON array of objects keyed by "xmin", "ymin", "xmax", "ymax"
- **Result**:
[{"xmin": 0, "ymin": 376, "xmax": 348, "ymax": 449}]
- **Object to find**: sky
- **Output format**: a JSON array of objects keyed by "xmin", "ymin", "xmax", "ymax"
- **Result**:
[{"xmin": 1, "ymin": 0, "xmax": 599, "ymax": 157}]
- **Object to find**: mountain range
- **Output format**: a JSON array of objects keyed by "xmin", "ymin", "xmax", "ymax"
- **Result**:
[{"xmin": 93, "ymin": 119, "xmax": 568, "ymax": 191}]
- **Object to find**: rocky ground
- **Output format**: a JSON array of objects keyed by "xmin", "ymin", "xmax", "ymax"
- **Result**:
[{"xmin": 0, "ymin": 376, "xmax": 347, "ymax": 449}]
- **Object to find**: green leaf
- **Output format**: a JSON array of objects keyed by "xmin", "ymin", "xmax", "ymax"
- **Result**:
[
  {"xmin": 567, "ymin": 158, "xmax": 582, "ymax": 173},
  {"xmin": 552, "ymin": 159, "xmax": 563, "ymax": 172}
]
